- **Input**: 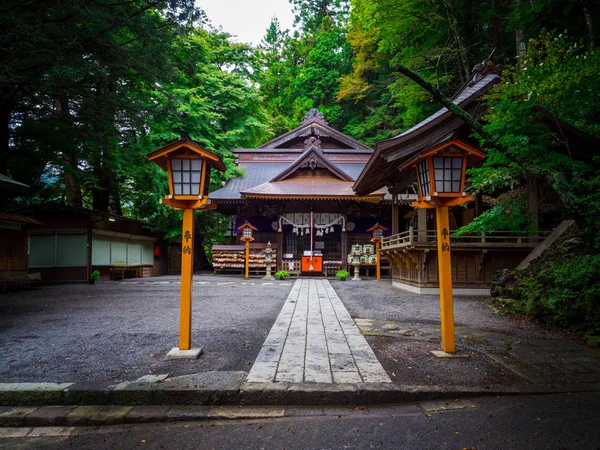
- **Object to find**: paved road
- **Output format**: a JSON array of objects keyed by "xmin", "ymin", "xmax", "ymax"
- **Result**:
[{"xmin": 1, "ymin": 392, "xmax": 598, "ymax": 449}]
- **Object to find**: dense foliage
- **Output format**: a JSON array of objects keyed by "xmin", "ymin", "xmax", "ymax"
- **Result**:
[
  {"xmin": 492, "ymin": 226, "xmax": 600, "ymax": 342},
  {"xmin": 2, "ymin": 1, "xmax": 599, "ymax": 328},
  {"xmin": 2, "ymin": 0, "xmax": 270, "ymax": 245}
]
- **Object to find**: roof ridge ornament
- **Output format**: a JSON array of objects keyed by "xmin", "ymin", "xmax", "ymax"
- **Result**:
[
  {"xmin": 301, "ymin": 108, "xmax": 328, "ymax": 125},
  {"xmin": 469, "ymin": 48, "xmax": 504, "ymax": 86},
  {"xmin": 304, "ymin": 136, "xmax": 322, "ymax": 150}
]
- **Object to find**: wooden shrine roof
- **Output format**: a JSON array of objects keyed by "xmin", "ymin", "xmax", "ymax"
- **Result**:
[
  {"xmin": 209, "ymin": 109, "xmax": 389, "ymax": 203},
  {"xmin": 241, "ymin": 172, "xmax": 384, "ymax": 203}
]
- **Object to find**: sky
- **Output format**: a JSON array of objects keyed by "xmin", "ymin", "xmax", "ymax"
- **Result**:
[{"xmin": 196, "ymin": 0, "xmax": 296, "ymax": 46}]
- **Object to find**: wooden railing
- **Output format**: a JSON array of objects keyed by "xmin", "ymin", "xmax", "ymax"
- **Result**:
[{"xmin": 382, "ymin": 226, "xmax": 552, "ymax": 250}]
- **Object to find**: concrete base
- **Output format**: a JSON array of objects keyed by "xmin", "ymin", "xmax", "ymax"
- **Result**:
[
  {"xmin": 431, "ymin": 350, "xmax": 470, "ymax": 358},
  {"xmin": 392, "ymin": 281, "xmax": 490, "ymax": 297},
  {"xmin": 262, "ymin": 275, "xmax": 275, "ymax": 280},
  {"xmin": 166, "ymin": 347, "xmax": 203, "ymax": 361}
]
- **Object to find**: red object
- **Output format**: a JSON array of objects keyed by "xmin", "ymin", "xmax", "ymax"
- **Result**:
[
  {"xmin": 153, "ymin": 244, "xmax": 161, "ymax": 257},
  {"xmin": 301, "ymin": 256, "xmax": 322, "ymax": 272}
]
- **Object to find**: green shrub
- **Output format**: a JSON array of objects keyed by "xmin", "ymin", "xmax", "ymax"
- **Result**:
[
  {"xmin": 90, "ymin": 270, "xmax": 101, "ymax": 281},
  {"xmin": 275, "ymin": 270, "xmax": 290, "ymax": 279},
  {"xmin": 335, "ymin": 270, "xmax": 351, "ymax": 280},
  {"xmin": 492, "ymin": 255, "xmax": 600, "ymax": 335}
]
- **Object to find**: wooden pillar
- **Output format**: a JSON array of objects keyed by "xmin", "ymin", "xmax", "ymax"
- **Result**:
[
  {"xmin": 391, "ymin": 203, "xmax": 399, "ymax": 235},
  {"xmin": 341, "ymin": 215, "xmax": 347, "ymax": 270},
  {"xmin": 179, "ymin": 208, "xmax": 195, "ymax": 351},
  {"xmin": 436, "ymin": 206, "xmax": 455, "ymax": 353},
  {"xmin": 376, "ymin": 240, "xmax": 381, "ymax": 280},
  {"xmin": 527, "ymin": 174, "xmax": 539, "ymax": 243},
  {"xmin": 277, "ymin": 226, "xmax": 283, "ymax": 272},
  {"xmin": 244, "ymin": 239, "xmax": 250, "ymax": 279},
  {"xmin": 86, "ymin": 223, "xmax": 93, "ymax": 281},
  {"xmin": 418, "ymin": 208, "xmax": 427, "ymax": 242}
]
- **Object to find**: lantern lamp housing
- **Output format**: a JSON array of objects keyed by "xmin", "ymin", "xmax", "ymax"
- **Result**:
[
  {"xmin": 399, "ymin": 139, "xmax": 486, "ymax": 205},
  {"xmin": 238, "ymin": 221, "xmax": 258, "ymax": 242},
  {"xmin": 367, "ymin": 223, "xmax": 388, "ymax": 242},
  {"xmin": 147, "ymin": 132, "xmax": 226, "ymax": 208}
]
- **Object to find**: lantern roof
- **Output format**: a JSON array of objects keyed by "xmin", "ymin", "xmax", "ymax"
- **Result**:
[
  {"xmin": 237, "ymin": 221, "xmax": 258, "ymax": 231},
  {"xmin": 367, "ymin": 223, "xmax": 388, "ymax": 232},
  {"xmin": 147, "ymin": 133, "xmax": 227, "ymax": 173},
  {"xmin": 399, "ymin": 139, "xmax": 486, "ymax": 172}
]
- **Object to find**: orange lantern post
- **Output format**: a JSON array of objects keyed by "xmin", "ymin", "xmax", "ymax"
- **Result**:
[
  {"xmin": 238, "ymin": 221, "xmax": 257, "ymax": 279},
  {"xmin": 367, "ymin": 223, "xmax": 388, "ymax": 280},
  {"xmin": 399, "ymin": 139, "xmax": 485, "ymax": 354},
  {"xmin": 147, "ymin": 132, "xmax": 226, "ymax": 360}
]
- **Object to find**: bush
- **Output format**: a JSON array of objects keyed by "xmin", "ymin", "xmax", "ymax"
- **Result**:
[
  {"xmin": 274, "ymin": 270, "xmax": 290, "ymax": 279},
  {"xmin": 335, "ymin": 270, "xmax": 351, "ymax": 280},
  {"xmin": 90, "ymin": 270, "xmax": 101, "ymax": 281},
  {"xmin": 492, "ymin": 255, "xmax": 600, "ymax": 335}
]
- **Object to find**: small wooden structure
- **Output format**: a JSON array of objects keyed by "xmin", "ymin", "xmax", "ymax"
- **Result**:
[{"xmin": 19, "ymin": 203, "xmax": 166, "ymax": 282}]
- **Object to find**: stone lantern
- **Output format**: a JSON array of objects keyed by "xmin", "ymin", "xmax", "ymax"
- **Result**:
[
  {"xmin": 263, "ymin": 241, "xmax": 275, "ymax": 280},
  {"xmin": 351, "ymin": 244, "xmax": 363, "ymax": 281}
]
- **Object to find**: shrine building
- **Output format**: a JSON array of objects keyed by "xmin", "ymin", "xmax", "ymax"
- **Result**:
[{"xmin": 210, "ymin": 109, "xmax": 411, "ymax": 277}]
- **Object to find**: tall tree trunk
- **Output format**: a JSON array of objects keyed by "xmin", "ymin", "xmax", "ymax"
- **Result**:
[
  {"xmin": 581, "ymin": 0, "xmax": 597, "ymax": 52},
  {"xmin": 0, "ymin": 96, "xmax": 12, "ymax": 177},
  {"xmin": 62, "ymin": 152, "xmax": 83, "ymax": 207},
  {"xmin": 111, "ymin": 187, "xmax": 123, "ymax": 216},
  {"xmin": 441, "ymin": 0, "xmax": 471, "ymax": 83},
  {"xmin": 514, "ymin": 0, "xmax": 526, "ymax": 62},
  {"xmin": 54, "ymin": 93, "xmax": 83, "ymax": 207},
  {"xmin": 0, "ymin": 96, "xmax": 12, "ymax": 210},
  {"xmin": 92, "ymin": 165, "xmax": 111, "ymax": 212},
  {"xmin": 91, "ymin": 75, "xmax": 118, "ymax": 213}
]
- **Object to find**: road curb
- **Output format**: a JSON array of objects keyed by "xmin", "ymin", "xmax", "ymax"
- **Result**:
[
  {"xmin": 1, "ymin": 375, "xmax": 600, "ymax": 423},
  {"xmin": 1, "ymin": 382, "xmax": 600, "ymax": 428}
]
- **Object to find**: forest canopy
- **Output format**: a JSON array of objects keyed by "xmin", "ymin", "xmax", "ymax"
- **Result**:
[{"xmin": 2, "ymin": 0, "xmax": 599, "ymax": 247}]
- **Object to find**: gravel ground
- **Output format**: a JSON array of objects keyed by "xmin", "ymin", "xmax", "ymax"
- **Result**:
[
  {"xmin": 0, "ymin": 275, "xmax": 292, "ymax": 383},
  {"xmin": 1, "ymin": 275, "xmax": 594, "ymax": 387},
  {"xmin": 332, "ymin": 279, "xmax": 557, "ymax": 340},
  {"xmin": 368, "ymin": 337, "xmax": 526, "ymax": 386}
]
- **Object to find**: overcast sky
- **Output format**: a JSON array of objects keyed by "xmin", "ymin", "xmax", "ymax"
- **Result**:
[{"xmin": 197, "ymin": 0, "xmax": 296, "ymax": 46}]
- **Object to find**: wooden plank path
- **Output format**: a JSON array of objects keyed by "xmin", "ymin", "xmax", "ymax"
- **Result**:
[{"xmin": 247, "ymin": 279, "xmax": 391, "ymax": 383}]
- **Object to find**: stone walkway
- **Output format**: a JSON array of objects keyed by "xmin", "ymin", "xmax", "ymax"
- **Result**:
[{"xmin": 247, "ymin": 279, "xmax": 391, "ymax": 384}]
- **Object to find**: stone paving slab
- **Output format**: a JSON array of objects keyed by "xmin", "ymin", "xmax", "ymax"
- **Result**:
[{"xmin": 247, "ymin": 279, "xmax": 392, "ymax": 384}]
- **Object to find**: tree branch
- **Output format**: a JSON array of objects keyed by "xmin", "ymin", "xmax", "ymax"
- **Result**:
[{"xmin": 394, "ymin": 63, "xmax": 492, "ymax": 141}]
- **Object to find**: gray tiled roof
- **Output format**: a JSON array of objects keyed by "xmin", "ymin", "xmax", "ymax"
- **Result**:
[
  {"xmin": 210, "ymin": 163, "xmax": 290, "ymax": 200},
  {"xmin": 210, "ymin": 163, "xmax": 370, "ymax": 200}
]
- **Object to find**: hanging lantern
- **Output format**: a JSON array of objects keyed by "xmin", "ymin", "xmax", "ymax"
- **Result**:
[{"xmin": 330, "ymin": 226, "xmax": 334, "ymax": 233}]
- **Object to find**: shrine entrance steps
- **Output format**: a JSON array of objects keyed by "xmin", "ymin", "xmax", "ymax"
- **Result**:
[{"xmin": 247, "ymin": 279, "xmax": 391, "ymax": 384}]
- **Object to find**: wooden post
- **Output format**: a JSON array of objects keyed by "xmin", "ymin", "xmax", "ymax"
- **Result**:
[
  {"xmin": 341, "ymin": 216, "xmax": 347, "ymax": 271},
  {"xmin": 179, "ymin": 208, "xmax": 195, "ymax": 351},
  {"xmin": 527, "ymin": 174, "xmax": 539, "ymax": 244},
  {"xmin": 436, "ymin": 206, "xmax": 455, "ymax": 353},
  {"xmin": 391, "ymin": 203, "xmax": 399, "ymax": 235},
  {"xmin": 418, "ymin": 208, "xmax": 427, "ymax": 242},
  {"xmin": 376, "ymin": 240, "xmax": 381, "ymax": 280},
  {"xmin": 244, "ymin": 239, "xmax": 250, "ymax": 279},
  {"xmin": 277, "ymin": 227, "xmax": 283, "ymax": 272}
]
